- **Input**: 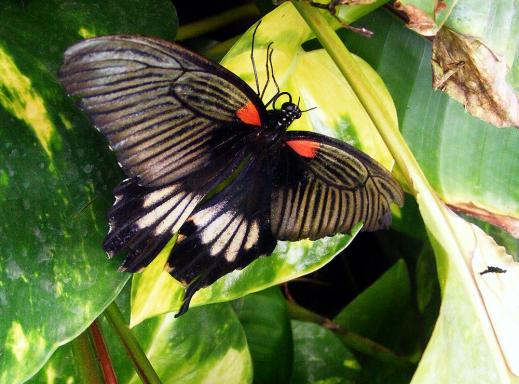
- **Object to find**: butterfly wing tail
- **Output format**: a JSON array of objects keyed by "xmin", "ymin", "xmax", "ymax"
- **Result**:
[{"xmin": 167, "ymin": 157, "xmax": 277, "ymax": 316}]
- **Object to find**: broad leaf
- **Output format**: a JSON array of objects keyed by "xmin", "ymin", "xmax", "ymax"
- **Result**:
[
  {"xmin": 411, "ymin": 204, "xmax": 519, "ymax": 383},
  {"xmin": 125, "ymin": 304, "xmax": 253, "ymax": 384},
  {"xmin": 290, "ymin": 320, "xmax": 360, "ymax": 384},
  {"xmin": 29, "ymin": 286, "xmax": 253, "ymax": 384},
  {"xmin": 131, "ymin": 228, "xmax": 359, "ymax": 325},
  {"xmin": 334, "ymin": 259, "xmax": 418, "ymax": 384},
  {"xmin": 0, "ymin": 1, "xmax": 177, "ymax": 382},
  {"xmin": 343, "ymin": 10, "xmax": 519, "ymax": 235},
  {"xmin": 233, "ymin": 287, "xmax": 293, "ymax": 384},
  {"xmin": 334, "ymin": 259, "xmax": 418, "ymax": 355}
]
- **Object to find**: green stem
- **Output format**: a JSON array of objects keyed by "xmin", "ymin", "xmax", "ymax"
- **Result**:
[
  {"xmin": 176, "ymin": 4, "xmax": 259, "ymax": 40},
  {"xmin": 104, "ymin": 302, "xmax": 162, "ymax": 384},
  {"xmin": 71, "ymin": 330, "xmax": 103, "ymax": 384},
  {"xmin": 291, "ymin": 6, "xmax": 500, "ymax": 372},
  {"xmin": 287, "ymin": 301, "xmax": 415, "ymax": 365},
  {"xmin": 291, "ymin": 0, "xmax": 476, "ymax": 288}
]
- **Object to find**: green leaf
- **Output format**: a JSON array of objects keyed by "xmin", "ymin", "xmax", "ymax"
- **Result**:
[
  {"xmin": 342, "ymin": 9, "xmax": 519, "ymax": 230},
  {"xmin": 0, "ymin": 1, "xmax": 177, "ymax": 382},
  {"xmin": 290, "ymin": 320, "xmax": 360, "ymax": 384},
  {"xmin": 334, "ymin": 259, "xmax": 417, "ymax": 354},
  {"xmin": 412, "ymin": 206, "xmax": 519, "ymax": 383},
  {"xmin": 114, "ymin": 287, "xmax": 253, "ymax": 384},
  {"xmin": 29, "ymin": 284, "xmax": 253, "ymax": 384},
  {"xmin": 26, "ymin": 341, "xmax": 83, "ymax": 383},
  {"xmin": 131, "ymin": 1, "xmax": 398, "ymax": 325},
  {"xmin": 334, "ymin": 259, "xmax": 418, "ymax": 384},
  {"xmin": 126, "ymin": 304, "xmax": 253, "ymax": 384},
  {"xmin": 131, "ymin": 228, "xmax": 359, "ymax": 325},
  {"xmin": 232, "ymin": 287, "xmax": 293, "ymax": 384}
]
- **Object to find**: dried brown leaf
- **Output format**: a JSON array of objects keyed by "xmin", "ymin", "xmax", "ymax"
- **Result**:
[
  {"xmin": 394, "ymin": 1, "xmax": 436, "ymax": 35},
  {"xmin": 432, "ymin": 28, "xmax": 519, "ymax": 128}
]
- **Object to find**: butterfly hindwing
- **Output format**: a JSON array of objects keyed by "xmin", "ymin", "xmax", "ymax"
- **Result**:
[
  {"xmin": 271, "ymin": 131, "xmax": 404, "ymax": 241},
  {"xmin": 103, "ymin": 132, "xmax": 251, "ymax": 271},
  {"xmin": 167, "ymin": 156, "xmax": 276, "ymax": 315}
]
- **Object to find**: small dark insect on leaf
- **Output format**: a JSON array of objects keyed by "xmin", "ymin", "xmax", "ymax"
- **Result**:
[
  {"xmin": 58, "ymin": 21, "xmax": 403, "ymax": 316},
  {"xmin": 479, "ymin": 266, "xmax": 507, "ymax": 275}
]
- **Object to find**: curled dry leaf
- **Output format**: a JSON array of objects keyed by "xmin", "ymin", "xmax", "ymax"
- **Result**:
[
  {"xmin": 432, "ymin": 28, "xmax": 519, "ymax": 128},
  {"xmin": 393, "ymin": 0, "xmax": 439, "ymax": 36}
]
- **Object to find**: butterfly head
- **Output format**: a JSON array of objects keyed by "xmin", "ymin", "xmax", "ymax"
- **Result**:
[{"xmin": 281, "ymin": 102, "xmax": 302, "ymax": 120}]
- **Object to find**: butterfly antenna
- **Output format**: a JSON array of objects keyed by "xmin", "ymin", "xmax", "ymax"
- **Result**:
[
  {"xmin": 269, "ymin": 46, "xmax": 280, "ymax": 97},
  {"xmin": 296, "ymin": 95, "xmax": 317, "ymax": 113},
  {"xmin": 268, "ymin": 91, "xmax": 292, "ymax": 110},
  {"xmin": 251, "ymin": 20, "xmax": 262, "ymax": 96},
  {"xmin": 301, "ymin": 106, "xmax": 317, "ymax": 113},
  {"xmin": 260, "ymin": 42, "xmax": 274, "ymax": 100}
]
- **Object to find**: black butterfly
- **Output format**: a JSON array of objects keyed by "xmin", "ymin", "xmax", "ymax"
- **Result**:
[{"xmin": 59, "ymin": 24, "xmax": 404, "ymax": 316}]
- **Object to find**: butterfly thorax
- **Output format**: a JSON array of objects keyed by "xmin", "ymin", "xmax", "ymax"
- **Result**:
[{"xmin": 251, "ymin": 101, "xmax": 302, "ymax": 152}]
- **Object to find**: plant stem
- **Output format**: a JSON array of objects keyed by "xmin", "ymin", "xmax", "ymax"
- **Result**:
[
  {"xmin": 286, "ymin": 301, "xmax": 415, "ymax": 365},
  {"xmin": 71, "ymin": 330, "xmax": 103, "ymax": 384},
  {"xmin": 291, "ymin": 0, "xmax": 474, "ymax": 288},
  {"xmin": 104, "ymin": 302, "xmax": 162, "ymax": 384},
  {"xmin": 291, "ymin": 6, "xmax": 507, "ymax": 376},
  {"xmin": 176, "ymin": 4, "xmax": 259, "ymax": 41},
  {"xmin": 89, "ymin": 320, "xmax": 118, "ymax": 384},
  {"xmin": 293, "ymin": 0, "xmax": 423, "ymax": 196}
]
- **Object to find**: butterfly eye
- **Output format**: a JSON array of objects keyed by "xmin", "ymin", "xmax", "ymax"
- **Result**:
[{"xmin": 281, "ymin": 102, "xmax": 293, "ymax": 111}]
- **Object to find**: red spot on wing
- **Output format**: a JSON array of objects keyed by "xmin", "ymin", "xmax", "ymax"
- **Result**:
[
  {"xmin": 286, "ymin": 139, "xmax": 320, "ymax": 158},
  {"xmin": 236, "ymin": 101, "xmax": 261, "ymax": 126}
]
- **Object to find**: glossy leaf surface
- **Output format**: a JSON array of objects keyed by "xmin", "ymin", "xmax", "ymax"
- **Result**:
[
  {"xmin": 0, "ymin": 1, "xmax": 177, "ymax": 382},
  {"xmin": 232, "ymin": 287, "xmax": 293, "ymax": 384},
  {"xmin": 290, "ymin": 320, "xmax": 360, "ymax": 384}
]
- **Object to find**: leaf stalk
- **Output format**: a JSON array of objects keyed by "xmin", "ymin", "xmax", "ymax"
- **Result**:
[{"xmin": 104, "ymin": 302, "xmax": 162, "ymax": 384}]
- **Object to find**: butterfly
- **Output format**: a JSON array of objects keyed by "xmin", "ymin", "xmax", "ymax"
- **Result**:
[{"xmin": 59, "ymin": 23, "xmax": 404, "ymax": 316}]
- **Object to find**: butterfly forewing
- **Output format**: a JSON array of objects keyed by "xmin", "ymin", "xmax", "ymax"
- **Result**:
[
  {"xmin": 272, "ymin": 132, "xmax": 404, "ymax": 241},
  {"xmin": 59, "ymin": 35, "xmax": 266, "ymax": 187}
]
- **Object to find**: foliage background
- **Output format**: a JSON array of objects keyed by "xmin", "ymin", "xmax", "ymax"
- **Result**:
[{"xmin": 0, "ymin": 0, "xmax": 517, "ymax": 383}]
